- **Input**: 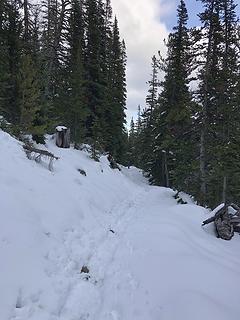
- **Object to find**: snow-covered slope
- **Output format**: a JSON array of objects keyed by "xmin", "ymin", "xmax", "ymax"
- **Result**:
[{"xmin": 1, "ymin": 130, "xmax": 240, "ymax": 320}]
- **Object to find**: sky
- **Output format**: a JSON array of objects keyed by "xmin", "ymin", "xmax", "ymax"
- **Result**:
[{"xmin": 110, "ymin": 0, "xmax": 239, "ymax": 124}]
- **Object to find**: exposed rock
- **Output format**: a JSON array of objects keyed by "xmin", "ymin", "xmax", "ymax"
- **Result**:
[
  {"xmin": 81, "ymin": 266, "xmax": 89, "ymax": 274},
  {"xmin": 107, "ymin": 154, "xmax": 121, "ymax": 171},
  {"xmin": 77, "ymin": 168, "xmax": 87, "ymax": 176}
]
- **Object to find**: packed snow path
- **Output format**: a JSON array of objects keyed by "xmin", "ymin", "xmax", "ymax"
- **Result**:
[
  {"xmin": 97, "ymin": 188, "xmax": 240, "ymax": 320},
  {"xmin": 1, "ymin": 130, "xmax": 240, "ymax": 320}
]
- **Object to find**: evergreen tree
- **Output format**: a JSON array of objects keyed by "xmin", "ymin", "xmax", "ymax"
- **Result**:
[
  {"xmin": 129, "ymin": 105, "xmax": 143, "ymax": 169},
  {"xmin": 3, "ymin": 0, "xmax": 22, "ymax": 124},
  {"xmin": 0, "ymin": 0, "xmax": 127, "ymax": 162},
  {"xmin": 85, "ymin": 0, "xmax": 105, "ymax": 141},
  {"xmin": 105, "ymin": 17, "xmax": 127, "ymax": 161},
  {"xmin": 197, "ymin": 0, "xmax": 239, "ymax": 206},
  {"xmin": 23, "ymin": 0, "xmax": 30, "ymax": 46},
  {"xmin": 215, "ymin": 0, "xmax": 240, "ymax": 204},
  {"xmin": 19, "ymin": 53, "xmax": 42, "ymax": 136},
  {"xmin": 146, "ymin": 55, "xmax": 160, "ymax": 114},
  {"xmin": 138, "ymin": 55, "xmax": 160, "ymax": 176},
  {"xmin": 22, "ymin": 0, "xmax": 46, "ymax": 143},
  {"xmin": 102, "ymin": 0, "xmax": 114, "ymax": 149},
  {"xmin": 65, "ymin": 0, "xmax": 88, "ymax": 143},
  {"xmin": 150, "ymin": 0, "xmax": 193, "ymax": 189},
  {"xmin": 40, "ymin": 0, "xmax": 69, "ymax": 124},
  {"xmin": 0, "ymin": 0, "xmax": 9, "ymax": 119},
  {"xmin": 127, "ymin": 118, "xmax": 136, "ymax": 167},
  {"xmin": 197, "ymin": 0, "xmax": 223, "ymax": 205}
]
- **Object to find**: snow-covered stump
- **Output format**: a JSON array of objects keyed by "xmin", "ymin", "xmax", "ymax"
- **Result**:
[{"xmin": 56, "ymin": 126, "xmax": 70, "ymax": 148}]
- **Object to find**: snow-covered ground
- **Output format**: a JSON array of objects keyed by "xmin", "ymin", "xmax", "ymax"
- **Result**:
[{"xmin": 1, "ymin": 129, "xmax": 240, "ymax": 320}]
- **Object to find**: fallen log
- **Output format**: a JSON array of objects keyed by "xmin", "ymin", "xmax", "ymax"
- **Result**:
[
  {"xmin": 202, "ymin": 205, "xmax": 226, "ymax": 226},
  {"xmin": 202, "ymin": 203, "xmax": 240, "ymax": 240},
  {"xmin": 23, "ymin": 145, "xmax": 59, "ymax": 171}
]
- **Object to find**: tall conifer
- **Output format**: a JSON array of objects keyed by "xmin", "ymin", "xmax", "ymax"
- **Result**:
[{"xmin": 150, "ymin": 0, "xmax": 193, "ymax": 189}]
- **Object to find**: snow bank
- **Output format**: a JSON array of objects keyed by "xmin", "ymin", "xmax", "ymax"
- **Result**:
[
  {"xmin": 0, "ymin": 129, "xmax": 240, "ymax": 320},
  {"xmin": 0, "ymin": 130, "xmax": 142, "ymax": 319}
]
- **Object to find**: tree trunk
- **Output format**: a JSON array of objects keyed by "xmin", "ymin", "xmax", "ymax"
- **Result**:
[
  {"xmin": 199, "ymin": 0, "xmax": 215, "ymax": 205},
  {"xmin": 163, "ymin": 151, "xmax": 170, "ymax": 188},
  {"xmin": 222, "ymin": 175, "xmax": 227, "ymax": 204},
  {"xmin": 200, "ymin": 128, "xmax": 206, "ymax": 204},
  {"xmin": 23, "ymin": 0, "xmax": 29, "ymax": 44}
]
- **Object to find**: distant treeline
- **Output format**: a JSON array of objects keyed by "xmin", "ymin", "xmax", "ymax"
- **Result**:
[
  {"xmin": 0, "ymin": 0, "xmax": 127, "ymax": 162},
  {"xmin": 128, "ymin": 0, "xmax": 240, "ymax": 208}
]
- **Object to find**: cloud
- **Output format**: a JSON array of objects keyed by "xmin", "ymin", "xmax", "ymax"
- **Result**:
[{"xmin": 111, "ymin": 0, "xmax": 172, "ymax": 123}]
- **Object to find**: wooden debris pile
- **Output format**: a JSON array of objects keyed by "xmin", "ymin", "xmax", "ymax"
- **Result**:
[
  {"xmin": 23, "ymin": 144, "xmax": 59, "ymax": 171},
  {"xmin": 202, "ymin": 203, "xmax": 240, "ymax": 240}
]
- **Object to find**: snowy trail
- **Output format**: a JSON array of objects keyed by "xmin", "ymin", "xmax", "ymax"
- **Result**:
[
  {"xmin": 1, "ymin": 130, "xmax": 240, "ymax": 320},
  {"xmin": 95, "ymin": 187, "xmax": 240, "ymax": 320},
  {"xmin": 59, "ymin": 182, "xmax": 240, "ymax": 320},
  {"xmin": 56, "ymin": 186, "xmax": 148, "ymax": 320}
]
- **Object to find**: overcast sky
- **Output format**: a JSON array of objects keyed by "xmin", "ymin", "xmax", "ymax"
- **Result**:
[
  {"xmin": 111, "ymin": 0, "xmax": 239, "ymax": 124},
  {"xmin": 111, "ymin": 0, "xmax": 169, "ymax": 123}
]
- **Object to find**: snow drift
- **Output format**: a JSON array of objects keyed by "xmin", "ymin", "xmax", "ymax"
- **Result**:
[{"xmin": 0, "ymin": 129, "xmax": 240, "ymax": 320}]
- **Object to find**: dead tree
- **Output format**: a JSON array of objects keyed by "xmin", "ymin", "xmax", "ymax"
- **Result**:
[
  {"xmin": 202, "ymin": 204, "xmax": 240, "ymax": 240},
  {"xmin": 56, "ymin": 126, "xmax": 70, "ymax": 148},
  {"xmin": 23, "ymin": 144, "xmax": 59, "ymax": 171}
]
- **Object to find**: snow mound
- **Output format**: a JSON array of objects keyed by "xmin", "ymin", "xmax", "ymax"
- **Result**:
[
  {"xmin": 0, "ymin": 130, "xmax": 240, "ymax": 320},
  {"xmin": 55, "ymin": 126, "xmax": 67, "ymax": 131}
]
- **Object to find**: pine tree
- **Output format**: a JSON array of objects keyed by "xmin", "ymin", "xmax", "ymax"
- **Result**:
[
  {"xmin": 40, "ymin": 0, "xmax": 69, "ymax": 124},
  {"xmin": 3, "ymin": 0, "xmax": 22, "ymax": 125},
  {"xmin": 95, "ymin": 0, "xmax": 115, "ymax": 150},
  {"xmin": 218, "ymin": 0, "xmax": 239, "ymax": 204},
  {"xmin": 65, "ymin": 0, "xmax": 88, "ymax": 143},
  {"xmin": 146, "ymin": 55, "xmax": 160, "ymax": 115},
  {"xmin": 150, "ymin": 0, "xmax": 193, "ymax": 189},
  {"xmin": 104, "ymin": 0, "xmax": 113, "ymax": 49},
  {"xmin": 138, "ymin": 55, "xmax": 160, "ymax": 176},
  {"xmin": 197, "ymin": 0, "xmax": 223, "ymax": 205},
  {"xmin": 84, "ymin": 0, "xmax": 105, "ymax": 141},
  {"xmin": 20, "ymin": 0, "xmax": 46, "ymax": 142},
  {"xmin": 0, "ymin": 0, "xmax": 127, "ymax": 157},
  {"xmin": 217, "ymin": 0, "xmax": 240, "ymax": 204},
  {"xmin": 19, "ymin": 53, "xmax": 42, "ymax": 136},
  {"xmin": 101, "ymin": 0, "xmax": 114, "ymax": 150},
  {"xmin": 105, "ymin": 17, "xmax": 127, "ymax": 161},
  {"xmin": 127, "ymin": 118, "xmax": 136, "ymax": 167},
  {"xmin": 130, "ymin": 105, "xmax": 143, "ymax": 169},
  {"xmin": 23, "ymin": 0, "xmax": 30, "ymax": 46},
  {"xmin": 197, "ymin": 0, "xmax": 239, "ymax": 206},
  {"xmin": 0, "ymin": 0, "xmax": 9, "ymax": 119}
]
